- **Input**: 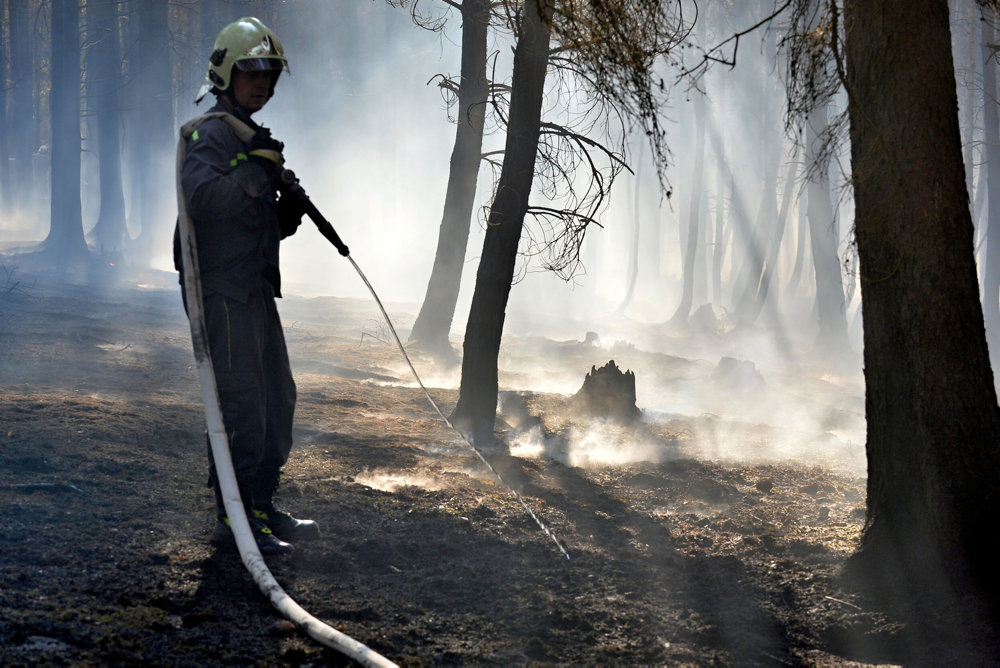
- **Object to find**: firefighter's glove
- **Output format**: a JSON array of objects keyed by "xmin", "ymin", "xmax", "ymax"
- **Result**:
[
  {"xmin": 247, "ymin": 129, "xmax": 284, "ymax": 175},
  {"xmin": 277, "ymin": 189, "xmax": 305, "ymax": 239}
]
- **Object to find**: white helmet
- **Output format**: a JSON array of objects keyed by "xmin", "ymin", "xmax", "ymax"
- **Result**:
[{"xmin": 195, "ymin": 17, "xmax": 289, "ymax": 104}]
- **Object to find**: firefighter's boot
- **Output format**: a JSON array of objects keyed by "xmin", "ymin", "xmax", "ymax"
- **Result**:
[{"xmin": 253, "ymin": 503, "xmax": 320, "ymax": 542}]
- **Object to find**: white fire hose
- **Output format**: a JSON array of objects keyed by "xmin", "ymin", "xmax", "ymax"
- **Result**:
[{"xmin": 175, "ymin": 113, "xmax": 396, "ymax": 668}]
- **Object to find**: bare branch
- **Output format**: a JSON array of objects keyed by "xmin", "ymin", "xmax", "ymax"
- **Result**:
[
  {"xmin": 682, "ymin": 0, "xmax": 795, "ymax": 78},
  {"xmin": 543, "ymin": 0, "xmax": 694, "ymax": 195}
]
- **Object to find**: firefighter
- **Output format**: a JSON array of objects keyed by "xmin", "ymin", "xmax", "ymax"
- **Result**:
[{"xmin": 174, "ymin": 17, "xmax": 316, "ymax": 555}]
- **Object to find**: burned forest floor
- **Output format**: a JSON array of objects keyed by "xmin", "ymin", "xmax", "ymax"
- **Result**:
[{"xmin": 0, "ymin": 262, "xmax": 992, "ymax": 665}]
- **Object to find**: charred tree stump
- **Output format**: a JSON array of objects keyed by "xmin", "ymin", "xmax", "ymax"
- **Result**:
[{"xmin": 570, "ymin": 360, "xmax": 640, "ymax": 423}]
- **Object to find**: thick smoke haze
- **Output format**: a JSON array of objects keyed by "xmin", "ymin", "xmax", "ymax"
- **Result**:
[
  {"xmin": 1, "ymin": 1, "xmax": 868, "ymax": 472},
  {"xmin": 4, "ymin": 1, "xmax": 997, "ymax": 473},
  {"xmin": 167, "ymin": 3, "xmax": 465, "ymax": 306}
]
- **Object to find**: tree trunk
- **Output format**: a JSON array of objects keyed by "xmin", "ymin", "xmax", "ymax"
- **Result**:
[
  {"xmin": 615, "ymin": 135, "xmax": 642, "ymax": 315},
  {"xmin": 669, "ymin": 89, "xmax": 705, "ymax": 327},
  {"xmin": 44, "ymin": 0, "xmax": 88, "ymax": 263},
  {"xmin": 744, "ymin": 147, "xmax": 799, "ymax": 325},
  {"xmin": 7, "ymin": 0, "xmax": 35, "ymax": 211},
  {"xmin": 712, "ymin": 149, "xmax": 732, "ymax": 308},
  {"xmin": 127, "ymin": 0, "xmax": 173, "ymax": 264},
  {"xmin": 707, "ymin": 121, "xmax": 752, "ymax": 317},
  {"xmin": 844, "ymin": 0, "xmax": 1000, "ymax": 602},
  {"xmin": 451, "ymin": 0, "xmax": 551, "ymax": 446},
  {"xmin": 785, "ymin": 199, "xmax": 809, "ymax": 295},
  {"xmin": 963, "ymin": 6, "xmax": 978, "ymax": 218},
  {"xmin": 805, "ymin": 108, "xmax": 850, "ymax": 356},
  {"xmin": 89, "ymin": 0, "xmax": 128, "ymax": 261},
  {"xmin": 0, "ymin": 11, "xmax": 8, "ymax": 212},
  {"xmin": 733, "ymin": 26, "xmax": 779, "ymax": 326},
  {"xmin": 981, "ymin": 19, "xmax": 1000, "ymax": 379},
  {"xmin": 407, "ymin": 0, "xmax": 490, "ymax": 361},
  {"xmin": 742, "ymin": 159, "xmax": 777, "ymax": 313}
]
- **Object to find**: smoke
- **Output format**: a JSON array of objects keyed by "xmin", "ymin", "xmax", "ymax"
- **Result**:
[
  {"xmin": 2, "ymin": 1, "xmax": 861, "ymax": 327},
  {"xmin": 353, "ymin": 468, "xmax": 451, "ymax": 493},
  {"xmin": 0, "ymin": 2, "xmax": 905, "ymax": 474},
  {"xmin": 159, "ymin": 2, "xmax": 466, "ymax": 304}
]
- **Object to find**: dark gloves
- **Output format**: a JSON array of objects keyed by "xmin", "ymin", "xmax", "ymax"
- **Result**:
[
  {"xmin": 277, "ymin": 187, "xmax": 306, "ymax": 239},
  {"xmin": 248, "ymin": 130, "xmax": 300, "ymax": 238},
  {"xmin": 247, "ymin": 128, "xmax": 284, "ymax": 174}
]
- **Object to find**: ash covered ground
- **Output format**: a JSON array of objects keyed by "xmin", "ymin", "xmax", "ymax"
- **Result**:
[{"xmin": 0, "ymin": 265, "xmax": 967, "ymax": 665}]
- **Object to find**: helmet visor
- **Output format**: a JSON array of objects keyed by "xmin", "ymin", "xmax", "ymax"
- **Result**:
[{"xmin": 234, "ymin": 57, "xmax": 288, "ymax": 74}]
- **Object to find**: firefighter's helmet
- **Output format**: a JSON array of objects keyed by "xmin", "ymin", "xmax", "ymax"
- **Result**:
[{"xmin": 195, "ymin": 17, "xmax": 289, "ymax": 103}]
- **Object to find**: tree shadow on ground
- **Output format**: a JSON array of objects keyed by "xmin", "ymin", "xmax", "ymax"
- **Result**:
[
  {"xmin": 488, "ymin": 452, "xmax": 799, "ymax": 664},
  {"xmin": 487, "ymin": 427, "xmax": 999, "ymax": 665}
]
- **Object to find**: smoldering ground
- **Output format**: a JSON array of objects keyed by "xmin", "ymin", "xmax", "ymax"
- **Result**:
[{"xmin": 3, "ymin": 266, "xmax": 968, "ymax": 666}]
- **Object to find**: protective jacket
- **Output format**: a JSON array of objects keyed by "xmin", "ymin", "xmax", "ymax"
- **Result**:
[
  {"xmin": 173, "ymin": 101, "xmax": 283, "ymax": 302},
  {"xmin": 173, "ymin": 101, "xmax": 296, "ymax": 513}
]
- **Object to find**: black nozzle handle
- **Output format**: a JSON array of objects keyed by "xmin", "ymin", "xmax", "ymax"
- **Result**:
[{"xmin": 279, "ymin": 169, "xmax": 350, "ymax": 257}]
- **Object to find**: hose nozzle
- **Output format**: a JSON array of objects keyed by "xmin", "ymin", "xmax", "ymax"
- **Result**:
[{"xmin": 279, "ymin": 169, "xmax": 349, "ymax": 257}]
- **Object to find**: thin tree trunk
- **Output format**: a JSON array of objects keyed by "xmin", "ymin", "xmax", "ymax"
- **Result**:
[
  {"xmin": 451, "ymin": 0, "xmax": 551, "ymax": 446},
  {"xmin": 669, "ymin": 90, "xmax": 705, "ymax": 326},
  {"xmin": 844, "ymin": 0, "xmax": 1000, "ymax": 609},
  {"xmin": 646, "ymin": 168, "xmax": 661, "ymax": 281},
  {"xmin": 735, "ymin": 28, "xmax": 781, "ymax": 326},
  {"xmin": 89, "ymin": 0, "xmax": 128, "ymax": 261},
  {"xmin": 805, "ymin": 108, "xmax": 850, "ymax": 355},
  {"xmin": 8, "ymin": 0, "xmax": 34, "ymax": 211},
  {"xmin": 616, "ymin": 135, "xmax": 642, "ymax": 315},
  {"xmin": 128, "ymin": 0, "xmax": 173, "ymax": 264},
  {"xmin": 32, "ymin": 0, "xmax": 44, "ymax": 192},
  {"xmin": 44, "ymin": 0, "xmax": 88, "ymax": 263},
  {"xmin": 743, "ymin": 146, "xmax": 799, "ymax": 324},
  {"xmin": 708, "ymin": 69, "xmax": 730, "ymax": 309},
  {"xmin": 981, "ymin": 19, "xmax": 1000, "ymax": 376},
  {"xmin": 712, "ymin": 148, "xmax": 731, "ymax": 307},
  {"xmin": 0, "ymin": 10, "xmax": 9, "ymax": 212},
  {"xmin": 707, "ymin": 122, "xmax": 753, "ymax": 317},
  {"xmin": 785, "ymin": 198, "xmax": 809, "ymax": 294},
  {"xmin": 407, "ymin": 0, "xmax": 490, "ymax": 361},
  {"xmin": 963, "ymin": 5, "xmax": 977, "ymax": 213}
]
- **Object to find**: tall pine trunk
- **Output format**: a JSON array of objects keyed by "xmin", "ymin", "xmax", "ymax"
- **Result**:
[
  {"xmin": 707, "ymin": 122, "xmax": 752, "ymax": 316},
  {"xmin": 712, "ymin": 143, "xmax": 732, "ymax": 308},
  {"xmin": 0, "ymin": 14, "xmax": 8, "ymax": 212},
  {"xmin": 407, "ymin": 0, "xmax": 490, "ymax": 361},
  {"xmin": 127, "ymin": 0, "xmax": 173, "ymax": 264},
  {"xmin": 805, "ymin": 108, "xmax": 849, "ymax": 356},
  {"xmin": 90, "ymin": 0, "xmax": 128, "ymax": 261},
  {"xmin": 669, "ymin": 90, "xmax": 705, "ymax": 326},
  {"xmin": 981, "ymin": 19, "xmax": 1000, "ymax": 379},
  {"xmin": 785, "ymin": 197, "xmax": 809, "ymax": 295},
  {"xmin": 616, "ymin": 135, "xmax": 642, "ymax": 315},
  {"xmin": 7, "ymin": 0, "xmax": 34, "ymax": 211},
  {"xmin": 44, "ymin": 0, "xmax": 88, "ymax": 263},
  {"xmin": 733, "ymin": 26, "xmax": 779, "ymax": 326},
  {"xmin": 451, "ymin": 0, "xmax": 551, "ymax": 446},
  {"xmin": 743, "ymin": 148, "xmax": 799, "ymax": 324},
  {"xmin": 844, "ymin": 0, "xmax": 1000, "ymax": 607}
]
